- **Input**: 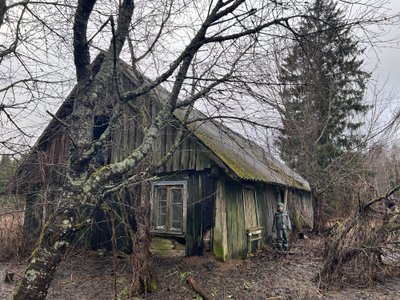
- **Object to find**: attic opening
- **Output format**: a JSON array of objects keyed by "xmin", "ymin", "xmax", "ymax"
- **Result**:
[
  {"xmin": 93, "ymin": 115, "xmax": 110, "ymax": 166},
  {"xmin": 93, "ymin": 115, "xmax": 110, "ymax": 140}
]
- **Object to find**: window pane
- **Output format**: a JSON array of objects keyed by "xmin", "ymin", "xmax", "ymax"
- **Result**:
[
  {"xmin": 156, "ymin": 187, "xmax": 167, "ymax": 229},
  {"xmin": 170, "ymin": 188, "xmax": 182, "ymax": 231},
  {"xmin": 153, "ymin": 183, "xmax": 185, "ymax": 233}
]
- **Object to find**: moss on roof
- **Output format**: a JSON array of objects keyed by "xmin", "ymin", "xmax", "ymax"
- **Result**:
[{"xmin": 177, "ymin": 109, "xmax": 310, "ymax": 192}]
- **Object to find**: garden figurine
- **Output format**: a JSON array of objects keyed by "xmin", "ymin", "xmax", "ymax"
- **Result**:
[{"xmin": 272, "ymin": 202, "xmax": 291, "ymax": 251}]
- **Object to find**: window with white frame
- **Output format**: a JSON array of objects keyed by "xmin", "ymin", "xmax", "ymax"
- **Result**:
[{"xmin": 152, "ymin": 181, "xmax": 187, "ymax": 234}]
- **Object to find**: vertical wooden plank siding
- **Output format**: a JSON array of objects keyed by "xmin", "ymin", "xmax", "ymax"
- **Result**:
[
  {"xmin": 23, "ymin": 192, "xmax": 42, "ymax": 237},
  {"xmin": 286, "ymin": 189, "xmax": 314, "ymax": 229},
  {"xmin": 180, "ymin": 138, "xmax": 189, "ymax": 170},
  {"xmin": 213, "ymin": 177, "xmax": 229, "ymax": 261},
  {"xmin": 185, "ymin": 174, "xmax": 199, "ymax": 256},
  {"xmin": 255, "ymin": 187, "xmax": 268, "ymax": 241},
  {"xmin": 256, "ymin": 185, "xmax": 280, "ymax": 241},
  {"xmin": 189, "ymin": 140, "xmax": 197, "ymax": 169},
  {"xmin": 224, "ymin": 177, "xmax": 246, "ymax": 259},
  {"xmin": 185, "ymin": 173, "xmax": 216, "ymax": 256}
]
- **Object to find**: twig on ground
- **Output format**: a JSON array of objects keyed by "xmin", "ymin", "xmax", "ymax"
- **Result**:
[{"xmin": 187, "ymin": 276, "xmax": 214, "ymax": 300}]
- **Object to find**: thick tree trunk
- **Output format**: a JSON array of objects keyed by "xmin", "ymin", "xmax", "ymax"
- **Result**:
[
  {"xmin": 13, "ymin": 1, "xmax": 250, "ymax": 298},
  {"xmin": 0, "ymin": 0, "xmax": 6, "ymax": 28},
  {"xmin": 14, "ymin": 1, "xmax": 136, "ymax": 295},
  {"xmin": 14, "ymin": 196, "xmax": 82, "ymax": 300},
  {"xmin": 312, "ymin": 191, "xmax": 324, "ymax": 234},
  {"xmin": 129, "ymin": 184, "xmax": 151, "ymax": 295}
]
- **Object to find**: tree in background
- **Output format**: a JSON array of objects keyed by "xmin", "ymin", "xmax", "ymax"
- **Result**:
[
  {"xmin": 276, "ymin": 0, "xmax": 371, "ymax": 228},
  {"xmin": 0, "ymin": 155, "xmax": 15, "ymax": 192}
]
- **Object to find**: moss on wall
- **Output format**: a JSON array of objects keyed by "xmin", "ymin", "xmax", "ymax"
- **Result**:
[{"xmin": 213, "ymin": 177, "xmax": 228, "ymax": 261}]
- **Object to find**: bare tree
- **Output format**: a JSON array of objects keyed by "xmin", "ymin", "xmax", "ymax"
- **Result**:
[
  {"xmin": 0, "ymin": 0, "xmax": 397, "ymax": 298},
  {"xmin": 0, "ymin": 0, "xmax": 76, "ymax": 155},
  {"xmin": 3, "ymin": 1, "xmax": 323, "ymax": 298}
]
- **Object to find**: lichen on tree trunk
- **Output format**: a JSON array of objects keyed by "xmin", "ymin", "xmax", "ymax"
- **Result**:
[
  {"xmin": 14, "ymin": 196, "xmax": 83, "ymax": 300},
  {"xmin": 11, "ymin": 1, "xmax": 282, "ymax": 298}
]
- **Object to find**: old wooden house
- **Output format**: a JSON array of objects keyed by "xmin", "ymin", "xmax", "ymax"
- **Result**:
[{"xmin": 8, "ymin": 54, "xmax": 313, "ymax": 260}]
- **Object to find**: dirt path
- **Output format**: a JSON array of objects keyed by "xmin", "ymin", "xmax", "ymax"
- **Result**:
[{"xmin": 1, "ymin": 237, "xmax": 399, "ymax": 299}]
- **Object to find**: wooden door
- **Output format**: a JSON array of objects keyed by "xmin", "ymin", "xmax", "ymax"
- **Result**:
[{"xmin": 243, "ymin": 188, "xmax": 258, "ymax": 229}]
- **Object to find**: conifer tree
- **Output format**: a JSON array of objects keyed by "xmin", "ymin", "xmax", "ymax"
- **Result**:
[
  {"xmin": 277, "ymin": 0, "xmax": 370, "ymax": 227},
  {"xmin": 278, "ymin": 0, "xmax": 370, "ymax": 179}
]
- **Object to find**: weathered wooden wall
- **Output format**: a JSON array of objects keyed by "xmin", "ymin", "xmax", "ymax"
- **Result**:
[
  {"xmin": 286, "ymin": 189, "xmax": 314, "ymax": 229},
  {"xmin": 224, "ymin": 177, "xmax": 247, "ymax": 259},
  {"xmin": 256, "ymin": 185, "xmax": 280, "ymax": 241},
  {"xmin": 110, "ymin": 106, "xmax": 213, "ymax": 173},
  {"xmin": 213, "ymin": 175, "xmax": 313, "ymax": 260},
  {"xmin": 214, "ymin": 175, "xmax": 280, "ymax": 260},
  {"xmin": 21, "ymin": 69, "xmax": 217, "ymax": 243},
  {"xmin": 151, "ymin": 172, "xmax": 216, "ymax": 256}
]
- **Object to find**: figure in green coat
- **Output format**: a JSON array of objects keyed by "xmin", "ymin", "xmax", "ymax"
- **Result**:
[{"xmin": 272, "ymin": 202, "xmax": 291, "ymax": 251}]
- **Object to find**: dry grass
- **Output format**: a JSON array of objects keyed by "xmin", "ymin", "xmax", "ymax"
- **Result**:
[{"xmin": 0, "ymin": 211, "xmax": 26, "ymax": 260}]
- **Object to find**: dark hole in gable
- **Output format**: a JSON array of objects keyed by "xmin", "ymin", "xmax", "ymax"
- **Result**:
[
  {"xmin": 93, "ymin": 115, "xmax": 110, "ymax": 166},
  {"xmin": 93, "ymin": 115, "xmax": 110, "ymax": 140}
]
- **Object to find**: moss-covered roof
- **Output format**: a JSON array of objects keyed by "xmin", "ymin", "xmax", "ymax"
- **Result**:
[{"xmin": 174, "ymin": 109, "xmax": 310, "ymax": 191}]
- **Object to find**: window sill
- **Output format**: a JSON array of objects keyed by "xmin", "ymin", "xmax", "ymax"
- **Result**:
[{"xmin": 150, "ymin": 230, "xmax": 185, "ymax": 238}]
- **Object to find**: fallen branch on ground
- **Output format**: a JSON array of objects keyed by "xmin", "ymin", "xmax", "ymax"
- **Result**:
[
  {"xmin": 187, "ymin": 276, "xmax": 214, "ymax": 300},
  {"xmin": 317, "ymin": 185, "xmax": 400, "ymax": 288}
]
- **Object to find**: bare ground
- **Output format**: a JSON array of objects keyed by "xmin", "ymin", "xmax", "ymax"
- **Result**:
[{"xmin": 1, "ymin": 236, "xmax": 399, "ymax": 299}]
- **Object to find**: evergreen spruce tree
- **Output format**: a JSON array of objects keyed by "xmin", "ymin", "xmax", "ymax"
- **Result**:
[{"xmin": 277, "ymin": 0, "xmax": 370, "ymax": 226}]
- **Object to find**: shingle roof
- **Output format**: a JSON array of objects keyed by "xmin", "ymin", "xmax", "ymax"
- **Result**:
[{"xmin": 174, "ymin": 109, "xmax": 310, "ymax": 191}]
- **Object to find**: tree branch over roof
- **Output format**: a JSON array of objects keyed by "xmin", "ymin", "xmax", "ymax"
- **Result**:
[{"xmin": 73, "ymin": 0, "xmax": 97, "ymax": 82}]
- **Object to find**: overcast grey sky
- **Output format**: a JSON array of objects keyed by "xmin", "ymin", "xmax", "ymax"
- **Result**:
[
  {"xmin": 1, "ymin": 0, "xmax": 399, "ymax": 154},
  {"xmin": 367, "ymin": 1, "xmax": 400, "ymax": 100}
]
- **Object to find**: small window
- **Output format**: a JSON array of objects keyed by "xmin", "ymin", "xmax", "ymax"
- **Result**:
[{"xmin": 152, "ymin": 181, "xmax": 187, "ymax": 234}]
